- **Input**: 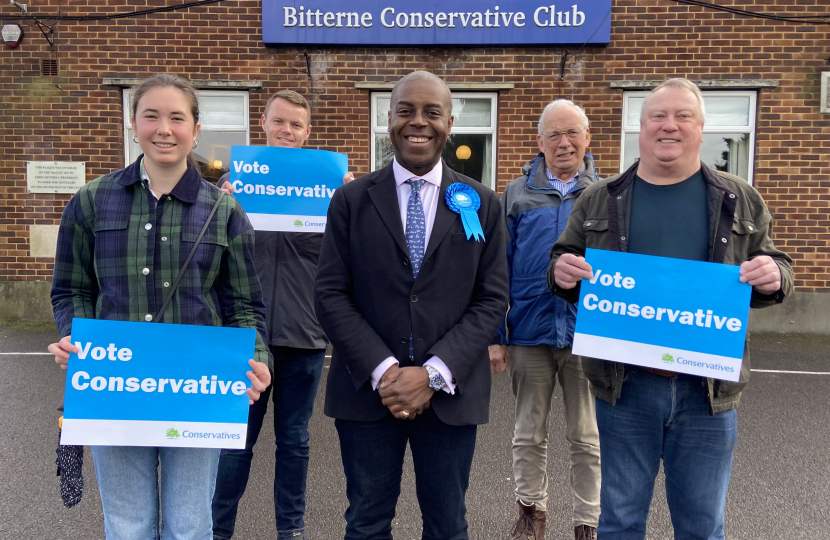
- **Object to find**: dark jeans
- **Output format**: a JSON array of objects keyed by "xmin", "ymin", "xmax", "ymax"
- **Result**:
[
  {"xmin": 335, "ymin": 407, "xmax": 478, "ymax": 540},
  {"xmin": 212, "ymin": 346, "xmax": 326, "ymax": 540},
  {"xmin": 595, "ymin": 369, "xmax": 738, "ymax": 540}
]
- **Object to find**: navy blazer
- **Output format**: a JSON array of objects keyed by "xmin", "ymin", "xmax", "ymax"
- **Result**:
[{"xmin": 315, "ymin": 162, "xmax": 509, "ymax": 426}]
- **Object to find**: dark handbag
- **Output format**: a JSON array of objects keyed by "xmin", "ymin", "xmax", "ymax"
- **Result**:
[{"xmin": 55, "ymin": 191, "xmax": 226, "ymax": 507}]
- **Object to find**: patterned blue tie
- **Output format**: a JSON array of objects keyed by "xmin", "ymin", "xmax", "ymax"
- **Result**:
[
  {"xmin": 405, "ymin": 179, "xmax": 426, "ymax": 278},
  {"xmin": 405, "ymin": 179, "xmax": 425, "ymax": 362}
]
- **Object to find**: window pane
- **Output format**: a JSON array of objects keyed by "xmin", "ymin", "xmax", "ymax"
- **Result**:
[
  {"xmin": 375, "ymin": 97, "xmax": 391, "ymax": 127},
  {"xmin": 622, "ymin": 133, "xmax": 639, "ymax": 170},
  {"xmin": 626, "ymin": 97, "xmax": 645, "ymax": 128},
  {"xmin": 704, "ymin": 96, "xmax": 750, "ymax": 127},
  {"xmin": 200, "ymin": 95, "xmax": 247, "ymax": 128},
  {"xmin": 194, "ymin": 131, "xmax": 248, "ymax": 183},
  {"xmin": 374, "ymin": 134, "xmax": 395, "ymax": 170},
  {"xmin": 626, "ymin": 95, "xmax": 751, "ymax": 128},
  {"xmin": 443, "ymin": 133, "xmax": 492, "ymax": 186},
  {"xmin": 127, "ymin": 128, "xmax": 141, "ymax": 165},
  {"xmin": 701, "ymin": 132, "xmax": 751, "ymax": 180},
  {"xmin": 622, "ymin": 132, "xmax": 751, "ymax": 181},
  {"xmin": 451, "ymin": 98, "xmax": 492, "ymax": 128}
]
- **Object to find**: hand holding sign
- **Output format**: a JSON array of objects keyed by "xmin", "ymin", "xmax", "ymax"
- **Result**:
[
  {"xmin": 246, "ymin": 359, "xmax": 271, "ymax": 405},
  {"xmin": 740, "ymin": 255, "xmax": 781, "ymax": 294},
  {"xmin": 554, "ymin": 253, "xmax": 594, "ymax": 289},
  {"xmin": 49, "ymin": 335, "xmax": 78, "ymax": 370}
]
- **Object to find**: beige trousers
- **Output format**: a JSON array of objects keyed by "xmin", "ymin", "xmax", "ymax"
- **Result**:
[{"xmin": 508, "ymin": 345, "xmax": 601, "ymax": 527}]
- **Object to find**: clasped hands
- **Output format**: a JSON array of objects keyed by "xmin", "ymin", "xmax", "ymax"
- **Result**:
[{"xmin": 378, "ymin": 364, "xmax": 434, "ymax": 420}]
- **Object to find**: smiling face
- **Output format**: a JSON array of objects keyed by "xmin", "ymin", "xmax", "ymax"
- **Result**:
[
  {"xmin": 131, "ymin": 86, "xmax": 201, "ymax": 170},
  {"xmin": 388, "ymin": 77, "xmax": 454, "ymax": 177},
  {"xmin": 537, "ymin": 106, "xmax": 590, "ymax": 180},
  {"xmin": 261, "ymin": 97, "xmax": 312, "ymax": 149},
  {"xmin": 638, "ymin": 86, "xmax": 705, "ymax": 180}
]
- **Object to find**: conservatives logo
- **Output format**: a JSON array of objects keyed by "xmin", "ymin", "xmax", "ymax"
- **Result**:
[
  {"xmin": 661, "ymin": 353, "xmax": 674, "ymax": 364},
  {"xmin": 166, "ymin": 428, "xmax": 180, "ymax": 439},
  {"xmin": 294, "ymin": 219, "xmax": 303, "ymax": 227}
]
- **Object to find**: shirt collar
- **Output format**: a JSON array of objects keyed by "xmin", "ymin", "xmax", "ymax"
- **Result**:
[
  {"xmin": 544, "ymin": 166, "xmax": 579, "ymax": 184},
  {"xmin": 392, "ymin": 158, "xmax": 443, "ymax": 188},
  {"xmin": 121, "ymin": 155, "xmax": 202, "ymax": 203}
]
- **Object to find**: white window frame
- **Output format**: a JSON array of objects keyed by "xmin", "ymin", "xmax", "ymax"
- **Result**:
[
  {"xmin": 370, "ymin": 91, "xmax": 498, "ymax": 188},
  {"xmin": 620, "ymin": 90, "xmax": 757, "ymax": 183},
  {"xmin": 123, "ymin": 88, "xmax": 250, "ymax": 166}
]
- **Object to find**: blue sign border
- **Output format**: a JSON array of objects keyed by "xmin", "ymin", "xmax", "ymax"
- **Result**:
[{"xmin": 262, "ymin": 0, "xmax": 612, "ymax": 46}]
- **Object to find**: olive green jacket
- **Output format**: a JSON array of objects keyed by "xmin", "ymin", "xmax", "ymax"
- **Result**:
[{"xmin": 548, "ymin": 162, "xmax": 793, "ymax": 413}]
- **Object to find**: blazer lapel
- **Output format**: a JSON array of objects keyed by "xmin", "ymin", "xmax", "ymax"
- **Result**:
[
  {"xmin": 367, "ymin": 164, "xmax": 409, "ymax": 257},
  {"xmin": 424, "ymin": 164, "xmax": 460, "ymax": 260}
]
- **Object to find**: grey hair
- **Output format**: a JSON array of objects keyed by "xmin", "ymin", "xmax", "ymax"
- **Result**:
[
  {"xmin": 390, "ymin": 71, "xmax": 453, "ymax": 114},
  {"xmin": 641, "ymin": 78, "xmax": 706, "ymax": 124},
  {"xmin": 537, "ymin": 99, "xmax": 590, "ymax": 134}
]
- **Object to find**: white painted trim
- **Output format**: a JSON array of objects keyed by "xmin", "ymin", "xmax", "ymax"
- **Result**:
[
  {"xmin": 60, "ymin": 418, "xmax": 247, "ymax": 449},
  {"xmin": 573, "ymin": 333, "xmax": 742, "ymax": 382},
  {"xmin": 247, "ymin": 214, "xmax": 327, "ymax": 233}
]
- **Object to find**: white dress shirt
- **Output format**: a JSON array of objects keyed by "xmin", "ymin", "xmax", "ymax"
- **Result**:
[{"xmin": 370, "ymin": 158, "xmax": 456, "ymax": 395}]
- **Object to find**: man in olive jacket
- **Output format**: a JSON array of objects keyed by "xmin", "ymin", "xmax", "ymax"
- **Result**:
[{"xmin": 549, "ymin": 79, "xmax": 792, "ymax": 540}]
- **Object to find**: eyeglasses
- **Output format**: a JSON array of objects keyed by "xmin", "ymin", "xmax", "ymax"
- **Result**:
[{"xmin": 542, "ymin": 128, "xmax": 583, "ymax": 142}]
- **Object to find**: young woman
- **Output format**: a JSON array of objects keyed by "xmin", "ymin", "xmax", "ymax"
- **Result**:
[{"xmin": 48, "ymin": 74, "xmax": 271, "ymax": 540}]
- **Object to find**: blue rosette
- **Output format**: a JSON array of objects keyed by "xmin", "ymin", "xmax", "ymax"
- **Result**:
[{"xmin": 445, "ymin": 183, "xmax": 485, "ymax": 242}]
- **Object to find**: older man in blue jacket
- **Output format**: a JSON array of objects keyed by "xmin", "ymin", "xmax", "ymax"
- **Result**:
[{"xmin": 491, "ymin": 99, "xmax": 601, "ymax": 540}]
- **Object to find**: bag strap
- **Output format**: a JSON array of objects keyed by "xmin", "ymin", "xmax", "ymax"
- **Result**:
[{"xmin": 153, "ymin": 191, "xmax": 226, "ymax": 323}]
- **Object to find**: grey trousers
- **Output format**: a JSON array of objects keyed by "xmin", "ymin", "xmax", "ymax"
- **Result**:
[{"xmin": 508, "ymin": 344, "xmax": 601, "ymax": 528}]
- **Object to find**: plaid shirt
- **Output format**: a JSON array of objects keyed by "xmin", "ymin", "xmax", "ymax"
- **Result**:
[{"xmin": 51, "ymin": 157, "xmax": 270, "ymax": 367}]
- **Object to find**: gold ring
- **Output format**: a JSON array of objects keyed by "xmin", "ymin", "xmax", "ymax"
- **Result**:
[{"xmin": 401, "ymin": 410, "xmax": 410, "ymax": 419}]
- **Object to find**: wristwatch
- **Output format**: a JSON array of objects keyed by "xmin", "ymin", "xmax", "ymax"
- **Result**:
[{"xmin": 424, "ymin": 364, "xmax": 446, "ymax": 392}]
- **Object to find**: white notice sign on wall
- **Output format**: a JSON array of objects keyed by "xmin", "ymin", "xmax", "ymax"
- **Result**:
[{"xmin": 27, "ymin": 162, "xmax": 86, "ymax": 193}]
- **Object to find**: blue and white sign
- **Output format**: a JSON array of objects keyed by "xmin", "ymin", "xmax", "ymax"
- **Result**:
[
  {"xmin": 262, "ymin": 1, "xmax": 612, "ymax": 46},
  {"xmin": 61, "ymin": 319, "xmax": 256, "ymax": 449},
  {"xmin": 572, "ymin": 249, "xmax": 752, "ymax": 382},
  {"xmin": 229, "ymin": 145, "xmax": 347, "ymax": 233}
]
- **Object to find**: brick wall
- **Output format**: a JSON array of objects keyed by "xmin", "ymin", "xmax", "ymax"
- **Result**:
[{"xmin": 1, "ymin": 0, "xmax": 828, "ymax": 290}]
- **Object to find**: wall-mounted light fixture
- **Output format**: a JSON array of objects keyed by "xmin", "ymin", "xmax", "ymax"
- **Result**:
[{"xmin": 10, "ymin": 0, "xmax": 27, "ymax": 15}]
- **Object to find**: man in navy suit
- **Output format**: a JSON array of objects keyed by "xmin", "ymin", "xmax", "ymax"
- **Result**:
[{"xmin": 315, "ymin": 71, "xmax": 509, "ymax": 540}]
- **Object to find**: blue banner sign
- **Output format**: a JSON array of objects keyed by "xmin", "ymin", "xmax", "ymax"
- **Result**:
[
  {"xmin": 61, "ymin": 319, "xmax": 256, "ymax": 448},
  {"xmin": 572, "ymin": 249, "xmax": 752, "ymax": 381},
  {"xmin": 229, "ymin": 145, "xmax": 348, "ymax": 233},
  {"xmin": 262, "ymin": 0, "xmax": 612, "ymax": 46}
]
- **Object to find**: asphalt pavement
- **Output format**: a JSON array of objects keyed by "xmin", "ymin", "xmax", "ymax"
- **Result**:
[{"xmin": 1, "ymin": 323, "xmax": 828, "ymax": 539}]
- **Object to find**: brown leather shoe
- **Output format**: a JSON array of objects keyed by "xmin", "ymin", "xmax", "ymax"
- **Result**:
[
  {"xmin": 511, "ymin": 502, "xmax": 546, "ymax": 540},
  {"xmin": 574, "ymin": 524, "xmax": 597, "ymax": 540}
]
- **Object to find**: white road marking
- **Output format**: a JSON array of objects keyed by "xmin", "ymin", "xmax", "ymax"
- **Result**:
[{"xmin": 751, "ymin": 369, "xmax": 830, "ymax": 375}]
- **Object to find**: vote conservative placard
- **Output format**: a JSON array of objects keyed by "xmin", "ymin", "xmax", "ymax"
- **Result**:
[
  {"xmin": 572, "ymin": 249, "xmax": 752, "ymax": 381},
  {"xmin": 229, "ymin": 145, "xmax": 348, "ymax": 233},
  {"xmin": 61, "ymin": 319, "xmax": 256, "ymax": 449}
]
